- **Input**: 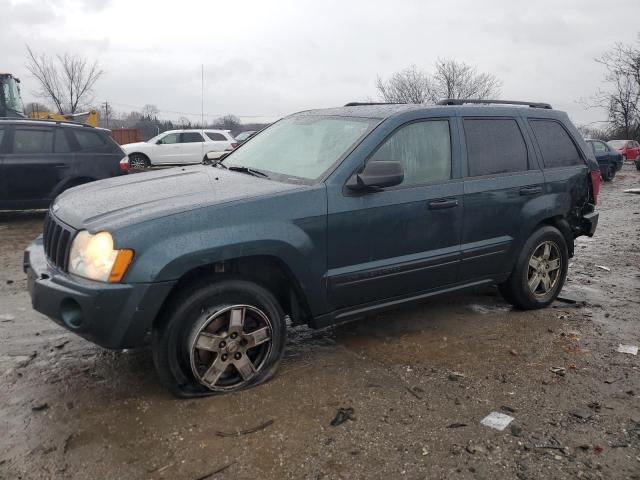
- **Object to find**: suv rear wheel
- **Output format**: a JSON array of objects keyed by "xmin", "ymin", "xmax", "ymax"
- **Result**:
[
  {"xmin": 498, "ymin": 226, "xmax": 568, "ymax": 310},
  {"xmin": 152, "ymin": 279, "xmax": 287, "ymax": 397}
]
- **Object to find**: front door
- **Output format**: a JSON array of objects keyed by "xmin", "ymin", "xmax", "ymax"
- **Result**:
[
  {"xmin": 327, "ymin": 119, "xmax": 463, "ymax": 310},
  {"xmin": 154, "ymin": 132, "xmax": 182, "ymax": 164}
]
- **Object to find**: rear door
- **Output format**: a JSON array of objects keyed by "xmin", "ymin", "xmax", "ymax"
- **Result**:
[
  {"xmin": 70, "ymin": 128, "xmax": 121, "ymax": 179},
  {"xmin": 204, "ymin": 131, "xmax": 232, "ymax": 158},
  {"xmin": 3, "ymin": 124, "xmax": 70, "ymax": 206},
  {"xmin": 179, "ymin": 132, "xmax": 205, "ymax": 163},
  {"xmin": 459, "ymin": 116, "xmax": 544, "ymax": 281}
]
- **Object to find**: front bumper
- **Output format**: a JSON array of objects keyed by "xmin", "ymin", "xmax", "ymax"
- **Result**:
[{"xmin": 24, "ymin": 236, "xmax": 175, "ymax": 349}]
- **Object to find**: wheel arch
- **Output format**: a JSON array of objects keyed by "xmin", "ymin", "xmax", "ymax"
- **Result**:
[
  {"xmin": 530, "ymin": 216, "xmax": 574, "ymax": 258},
  {"xmin": 152, "ymin": 254, "xmax": 313, "ymax": 331}
]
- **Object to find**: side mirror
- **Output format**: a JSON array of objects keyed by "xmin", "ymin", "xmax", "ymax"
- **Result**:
[{"xmin": 346, "ymin": 161, "xmax": 404, "ymax": 191}]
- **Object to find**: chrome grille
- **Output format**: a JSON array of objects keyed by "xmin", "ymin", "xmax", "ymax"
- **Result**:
[{"xmin": 43, "ymin": 213, "xmax": 75, "ymax": 271}]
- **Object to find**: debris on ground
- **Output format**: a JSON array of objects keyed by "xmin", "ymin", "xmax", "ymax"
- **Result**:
[
  {"xmin": 330, "ymin": 408, "xmax": 356, "ymax": 427},
  {"xmin": 501, "ymin": 405, "xmax": 517, "ymax": 413},
  {"xmin": 510, "ymin": 424, "xmax": 522, "ymax": 437},
  {"xmin": 569, "ymin": 408, "xmax": 593, "ymax": 420},
  {"xmin": 556, "ymin": 297, "xmax": 577, "ymax": 304},
  {"xmin": 405, "ymin": 385, "xmax": 424, "ymax": 399},
  {"xmin": 193, "ymin": 460, "xmax": 236, "ymax": 480},
  {"xmin": 466, "ymin": 444, "xmax": 487, "ymax": 454},
  {"xmin": 16, "ymin": 351, "xmax": 37, "ymax": 368},
  {"xmin": 480, "ymin": 411, "xmax": 514, "ymax": 431},
  {"xmin": 596, "ymin": 265, "xmax": 611, "ymax": 272},
  {"xmin": 31, "ymin": 402, "xmax": 49, "ymax": 412},
  {"xmin": 0, "ymin": 313, "xmax": 15, "ymax": 322},
  {"xmin": 623, "ymin": 188, "xmax": 640, "ymax": 194},
  {"xmin": 448, "ymin": 371, "xmax": 465, "ymax": 381},
  {"xmin": 549, "ymin": 366, "xmax": 566, "ymax": 376},
  {"xmin": 447, "ymin": 423, "xmax": 468, "ymax": 428},
  {"xmin": 214, "ymin": 419, "xmax": 274, "ymax": 437},
  {"xmin": 616, "ymin": 344, "xmax": 638, "ymax": 355},
  {"xmin": 53, "ymin": 340, "xmax": 70, "ymax": 350}
]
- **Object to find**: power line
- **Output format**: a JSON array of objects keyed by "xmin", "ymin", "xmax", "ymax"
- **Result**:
[{"xmin": 106, "ymin": 100, "xmax": 282, "ymax": 119}]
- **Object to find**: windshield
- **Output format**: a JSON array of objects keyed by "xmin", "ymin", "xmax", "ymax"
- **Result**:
[
  {"xmin": 224, "ymin": 115, "xmax": 375, "ymax": 181},
  {"xmin": 607, "ymin": 140, "xmax": 627, "ymax": 148},
  {"xmin": 1, "ymin": 77, "xmax": 25, "ymax": 117}
]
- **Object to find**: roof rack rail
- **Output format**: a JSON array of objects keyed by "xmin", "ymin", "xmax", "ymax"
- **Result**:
[
  {"xmin": 0, "ymin": 117, "xmax": 94, "ymax": 127},
  {"xmin": 343, "ymin": 102, "xmax": 405, "ymax": 107},
  {"xmin": 437, "ymin": 99, "xmax": 552, "ymax": 109}
]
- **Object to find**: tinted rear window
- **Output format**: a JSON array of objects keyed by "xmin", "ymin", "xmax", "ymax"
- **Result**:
[
  {"xmin": 74, "ymin": 129, "xmax": 106, "ymax": 150},
  {"xmin": 181, "ymin": 132, "xmax": 204, "ymax": 143},
  {"xmin": 529, "ymin": 120, "xmax": 582, "ymax": 168},
  {"xmin": 13, "ymin": 127, "xmax": 54, "ymax": 154},
  {"xmin": 464, "ymin": 118, "xmax": 528, "ymax": 176},
  {"xmin": 54, "ymin": 129, "xmax": 71, "ymax": 153},
  {"xmin": 206, "ymin": 132, "xmax": 227, "ymax": 141}
]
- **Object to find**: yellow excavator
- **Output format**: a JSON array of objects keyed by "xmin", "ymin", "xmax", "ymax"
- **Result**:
[{"xmin": 1, "ymin": 72, "xmax": 98, "ymax": 126}]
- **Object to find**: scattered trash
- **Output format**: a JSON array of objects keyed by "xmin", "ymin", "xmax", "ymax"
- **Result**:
[
  {"xmin": 535, "ymin": 436, "xmax": 565, "ymax": 452},
  {"xmin": 16, "ymin": 351, "xmax": 37, "ymax": 368},
  {"xmin": 616, "ymin": 344, "xmax": 638, "ymax": 355},
  {"xmin": 593, "ymin": 445, "xmax": 603, "ymax": 454},
  {"xmin": 604, "ymin": 377, "xmax": 623, "ymax": 384},
  {"xmin": 510, "ymin": 424, "xmax": 523, "ymax": 437},
  {"xmin": 330, "ymin": 408, "xmax": 355, "ymax": 427},
  {"xmin": 568, "ymin": 363, "xmax": 577, "ymax": 370},
  {"xmin": 480, "ymin": 411, "xmax": 514, "ymax": 431},
  {"xmin": 405, "ymin": 386, "xmax": 424, "ymax": 399},
  {"xmin": 214, "ymin": 419, "xmax": 273, "ymax": 437},
  {"xmin": 587, "ymin": 402, "xmax": 602, "ymax": 411},
  {"xmin": 448, "ymin": 371, "xmax": 465, "ymax": 381},
  {"xmin": 579, "ymin": 444, "xmax": 590, "ymax": 451},
  {"xmin": 6, "ymin": 280, "xmax": 13, "ymax": 285},
  {"xmin": 466, "ymin": 444, "xmax": 487, "ymax": 454},
  {"xmin": 556, "ymin": 297, "xmax": 577, "ymax": 305},
  {"xmin": 54, "ymin": 340, "xmax": 70, "ymax": 350},
  {"xmin": 447, "ymin": 423, "xmax": 468, "ymax": 428},
  {"xmin": 596, "ymin": 265, "xmax": 611, "ymax": 272},
  {"xmin": 0, "ymin": 313, "xmax": 15, "ymax": 322},
  {"xmin": 31, "ymin": 402, "xmax": 49, "ymax": 412},
  {"xmin": 623, "ymin": 188, "xmax": 640, "ymax": 194},
  {"xmin": 509, "ymin": 349, "xmax": 518, "ymax": 356},
  {"xmin": 569, "ymin": 409, "xmax": 592, "ymax": 420},
  {"xmin": 501, "ymin": 405, "xmax": 517, "ymax": 413},
  {"xmin": 549, "ymin": 366, "xmax": 566, "ymax": 377}
]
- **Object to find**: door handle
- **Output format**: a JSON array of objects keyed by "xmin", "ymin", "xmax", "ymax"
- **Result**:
[
  {"xmin": 428, "ymin": 198, "xmax": 459, "ymax": 210},
  {"xmin": 519, "ymin": 186, "xmax": 542, "ymax": 196}
]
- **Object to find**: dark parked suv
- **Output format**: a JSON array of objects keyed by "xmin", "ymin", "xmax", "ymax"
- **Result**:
[
  {"xmin": 0, "ymin": 119, "xmax": 127, "ymax": 210},
  {"xmin": 24, "ymin": 100, "xmax": 600, "ymax": 397}
]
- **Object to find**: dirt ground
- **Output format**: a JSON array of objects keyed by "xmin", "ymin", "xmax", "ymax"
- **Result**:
[{"xmin": 1, "ymin": 166, "xmax": 639, "ymax": 480}]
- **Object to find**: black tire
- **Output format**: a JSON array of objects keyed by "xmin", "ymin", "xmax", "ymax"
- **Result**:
[
  {"xmin": 608, "ymin": 165, "xmax": 616, "ymax": 180},
  {"xmin": 129, "ymin": 153, "xmax": 150, "ymax": 169},
  {"xmin": 498, "ymin": 226, "xmax": 568, "ymax": 310},
  {"xmin": 152, "ymin": 278, "xmax": 287, "ymax": 398}
]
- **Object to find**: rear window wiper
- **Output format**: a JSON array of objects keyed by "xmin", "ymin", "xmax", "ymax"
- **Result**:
[{"xmin": 227, "ymin": 165, "xmax": 269, "ymax": 178}]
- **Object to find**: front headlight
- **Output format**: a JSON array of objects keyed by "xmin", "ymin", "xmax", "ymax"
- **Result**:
[{"xmin": 68, "ymin": 231, "xmax": 134, "ymax": 283}]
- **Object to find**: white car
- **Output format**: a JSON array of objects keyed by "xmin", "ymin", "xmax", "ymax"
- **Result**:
[{"xmin": 122, "ymin": 129, "xmax": 237, "ymax": 168}]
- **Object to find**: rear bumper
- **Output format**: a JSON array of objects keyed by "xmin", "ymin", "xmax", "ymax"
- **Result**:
[
  {"xmin": 24, "ymin": 236, "xmax": 175, "ymax": 349},
  {"xmin": 582, "ymin": 211, "xmax": 599, "ymax": 237}
]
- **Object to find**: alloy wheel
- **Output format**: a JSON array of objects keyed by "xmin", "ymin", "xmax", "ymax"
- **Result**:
[
  {"xmin": 527, "ymin": 240, "xmax": 561, "ymax": 297},
  {"xmin": 188, "ymin": 305, "xmax": 273, "ymax": 391}
]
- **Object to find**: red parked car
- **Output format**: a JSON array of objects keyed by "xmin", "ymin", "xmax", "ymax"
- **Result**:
[{"xmin": 607, "ymin": 139, "xmax": 640, "ymax": 162}]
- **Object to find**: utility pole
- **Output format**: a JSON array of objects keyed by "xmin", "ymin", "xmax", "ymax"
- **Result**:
[
  {"xmin": 102, "ymin": 101, "xmax": 110, "ymax": 128},
  {"xmin": 201, "ymin": 64, "xmax": 204, "ymax": 128}
]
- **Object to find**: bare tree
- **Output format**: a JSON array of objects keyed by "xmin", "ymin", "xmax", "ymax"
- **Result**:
[
  {"xmin": 427, "ymin": 59, "xmax": 502, "ymax": 102},
  {"xmin": 375, "ymin": 65, "xmax": 431, "ymax": 103},
  {"xmin": 376, "ymin": 59, "xmax": 502, "ymax": 104},
  {"xmin": 591, "ymin": 40, "xmax": 640, "ymax": 138},
  {"xmin": 26, "ymin": 45, "xmax": 104, "ymax": 114},
  {"xmin": 178, "ymin": 116, "xmax": 191, "ymax": 127},
  {"xmin": 141, "ymin": 104, "xmax": 159, "ymax": 119},
  {"xmin": 24, "ymin": 101, "xmax": 50, "ymax": 115},
  {"xmin": 214, "ymin": 114, "xmax": 241, "ymax": 131}
]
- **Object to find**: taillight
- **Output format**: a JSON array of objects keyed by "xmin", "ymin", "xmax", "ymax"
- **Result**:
[
  {"xmin": 231, "ymin": 142, "xmax": 238, "ymax": 149},
  {"xmin": 119, "ymin": 156, "xmax": 130, "ymax": 173},
  {"xmin": 590, "ymin": 170, "xmax": 600, "ymax": 205}
]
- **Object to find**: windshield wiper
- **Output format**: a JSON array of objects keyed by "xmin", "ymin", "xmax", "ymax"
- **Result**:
[
  {"xmin": 209, "ymin": 159, "xmax": 228, "ymax": 169},
  {"xmin": 227, "ymin": 165, "xmax": 269, "ymax": 178}
]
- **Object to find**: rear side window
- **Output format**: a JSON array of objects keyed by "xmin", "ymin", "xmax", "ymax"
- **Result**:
[
  {"xmin": 181, "ymin": 132, "xmax": 204, "ymax": 143},
  {"xmin": 591, "ymin": 141, "xmax": 607, "ymax": 155},
  {"xmin": 464, "ymin": 118, "xmax": 528, "ymax": 176},
  {"xmin": 370, "ymin": 120, "xmax": 451, "ymax": 185},
  {"xmin": 529, "ymin": 120, "xmax": 582, "ymax": 168},
  {"xmin": 205, "ymin": 132, "xmax": 227, "ymax": 141},
  {"xmin": 13, "ymin": 127, "xmax": 54, "ymax": 154},
  {"xmin": 54, "ymin": 129, "xmax": 71, "ymax": 153},
  {"xmin": 74, "ymin": 129, "xmax": 106, "ymax": 150}
]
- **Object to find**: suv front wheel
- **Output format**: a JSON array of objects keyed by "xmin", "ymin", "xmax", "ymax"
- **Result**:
[
  {"xmin": 499, "ymin": 226, "xmax": 568, "ymax": 310},
  {"xmin": 152, "ymin": 279, "xmax": 287, "ymax": 397}
]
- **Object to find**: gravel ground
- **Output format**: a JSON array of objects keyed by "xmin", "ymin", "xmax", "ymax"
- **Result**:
[{"xmin": 0, "ymin": 165, "xmax": 639, "ymax": 480}]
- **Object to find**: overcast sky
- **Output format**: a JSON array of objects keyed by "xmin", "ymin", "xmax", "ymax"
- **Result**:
[{"xmin": 3, "ymin": 0, "xmax": 639, "ymax": 126}]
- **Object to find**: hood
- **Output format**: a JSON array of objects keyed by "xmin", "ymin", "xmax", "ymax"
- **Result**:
[
  {"xmin": 53, "ymin": 165, "xmax": 302, "ymax": 231},
  {"xmin": 121, "ymin": 141, "xmax": 148, "ymax": 151}
]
